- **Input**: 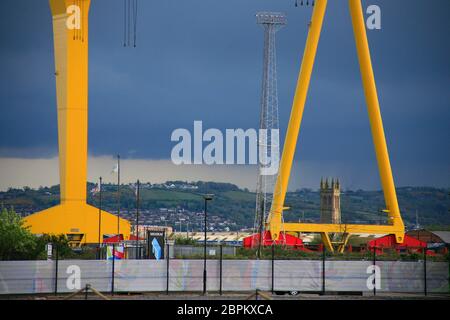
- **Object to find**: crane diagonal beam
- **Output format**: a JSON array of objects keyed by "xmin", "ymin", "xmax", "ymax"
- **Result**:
[{"xmin": 268, "ymin": 0, "xmax": 328, "ymax": 240}]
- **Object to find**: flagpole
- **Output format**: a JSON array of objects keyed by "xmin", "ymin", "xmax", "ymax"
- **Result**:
[
  {"xmin": 117, "ymin": 154, "xmax": 121, "ymax": 240},
  {"xmin": 135, "ymin": 179, "xmax": 140, "ymax": 259},
  {"xmin": 98, "ymin": 176, "xmax": 102, "ymax": 257}
]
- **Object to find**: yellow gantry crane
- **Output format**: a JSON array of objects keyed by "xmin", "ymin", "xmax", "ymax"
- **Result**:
[
  {"xmin": 267, "ymin": 0, "xmax": 405, "ymax": 252},
  {"xmin": 23, "ymin": 0, "xmax": 131, "ymax": 245}
]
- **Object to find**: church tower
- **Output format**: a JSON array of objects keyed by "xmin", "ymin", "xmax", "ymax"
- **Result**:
[{"xmin": 320, "ymin": 178, "xmax": 341, "ymax": 224}]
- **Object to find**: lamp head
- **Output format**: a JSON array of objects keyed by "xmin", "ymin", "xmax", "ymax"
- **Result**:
[{"xmin": 203, "ymin": 194, "xmax": 214, "ymax": 201}]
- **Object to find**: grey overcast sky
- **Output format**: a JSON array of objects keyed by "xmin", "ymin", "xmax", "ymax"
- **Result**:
[{"xmin": 0, "ymin": 0, "xmax": 449, "ymax": 190}]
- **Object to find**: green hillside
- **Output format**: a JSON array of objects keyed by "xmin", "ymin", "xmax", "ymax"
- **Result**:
[{"xmin": 1, "ymin": 182, "xmax": 449, "ymax": 230}]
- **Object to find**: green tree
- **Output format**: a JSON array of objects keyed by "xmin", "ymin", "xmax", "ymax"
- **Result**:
[
  {"xmin": 0, "ymin": 207, "xmax": 74, "ymax": 260},
  {"xmin": 0, "ymin": 207, "xmax": 38, "ymax": 260},
  {"xmin": 34, "ymin": 234, "xmax": 73, "ymax": 259}
]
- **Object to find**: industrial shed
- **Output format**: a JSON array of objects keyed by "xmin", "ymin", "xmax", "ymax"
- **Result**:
[
  {"xmin": 406, "ymin": 229, "xmax": 450, "ymax": 246},
  {"xmin": 367, "ymin": 234, "xmax": 426, "ymax": 255}
]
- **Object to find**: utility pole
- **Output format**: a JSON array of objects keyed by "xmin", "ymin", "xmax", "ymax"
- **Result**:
[
  {"xmin": 203, "ymin": 194, "xmax": 214, "ymax": 295},
  {"xmin": 135, "ymin": 179, "xmax": 140, "ymax": 259},
  {"xmin": 98, "ymin": 177, "xmax": 103, "ymax": 257},
  {"xmin": 116, "ymin": 154, "xmax": 121, "ymax": 239}
]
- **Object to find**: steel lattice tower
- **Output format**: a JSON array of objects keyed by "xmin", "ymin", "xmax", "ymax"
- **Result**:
[{"xmin": 253, "ymin": 12, "xmax": 286, "ymax": 251}]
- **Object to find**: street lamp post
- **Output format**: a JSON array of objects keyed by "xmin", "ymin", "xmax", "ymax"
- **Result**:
[
  {"xmin": 135, "ymin": 179, "xmax": 140, "ymax": 259},
  {"xmin": 203, "ymin": 194, "xmax": 213, "ymax": 295},
  {"xmin": 116, "ymin": 154, "xmax": 121, "ymax": 238}
]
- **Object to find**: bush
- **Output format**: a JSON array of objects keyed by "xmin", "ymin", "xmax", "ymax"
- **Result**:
[
  {"xmin": 174, "ymin": 236, "xmax": 199, "ymax": 246},
  {"xmin": 0, "ymin": 207, "xmax": 39, "ymax": 260},
  {"xmin": 0, "ymin": 207, "xmax": 74, "ymax": 260}
]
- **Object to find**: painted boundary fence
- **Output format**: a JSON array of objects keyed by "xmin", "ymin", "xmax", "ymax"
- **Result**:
[{"xmin": 0, "ymin": 254, "xmax": 448, "ymax": 295}]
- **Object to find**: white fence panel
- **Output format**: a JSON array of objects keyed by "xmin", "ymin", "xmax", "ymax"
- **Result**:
[
  {"xmin": 222, "ymin": 260, "xmax": 271, "ymax": 292},
  {"xmin": 0, "ymin": 259, "xmax": 448, "ymax": 295},
  {"xmin": 274, "ymin": 260, "xmax": 322, "ymax": 292}
]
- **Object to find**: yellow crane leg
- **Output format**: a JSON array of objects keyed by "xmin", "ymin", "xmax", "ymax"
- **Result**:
[
  {"xmin": 349, "ymin": 0, "xmax": 404, "ymax": 242},
  {"xmin": 321, "ymin": 233, "xmax": 333, "ymax": 252},
  {"xmin": 23, "ymin": 0, "xmax": 131, "ymax": 243},
  {"xmin": 268, "ymin": 0, "xmax": 328, "ymax": 240},
  {"xmin": 337, "ymin": 233, "xmax": 351, "ymax": 253}
]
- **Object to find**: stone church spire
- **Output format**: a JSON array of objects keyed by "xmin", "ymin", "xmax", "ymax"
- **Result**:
[{"xmin": 320, "ymin": 177, "xmax": 341, "ymax": 224}]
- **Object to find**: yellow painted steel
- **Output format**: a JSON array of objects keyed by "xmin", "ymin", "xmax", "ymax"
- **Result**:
[
  {"xmin": 23, "ymin": 0, "xmax": 130, "ymax": 244},
  {"xmin": 337, "ymin": 233, "xmax": 351, "ymax": 253},
  {"xmin": 268, "ymin": 0, "xmax": 328, "ymax": 241},
  {"xmin": 320, "ymin": 233, "xmax": 333, "ymax": 252},
  {"xmin": 267, "ymin": 0, "xmax": 404, "ymax": 249},
  {"xmin": 349, "ymin": 0, "xmax": 404, "ymax": 240}
]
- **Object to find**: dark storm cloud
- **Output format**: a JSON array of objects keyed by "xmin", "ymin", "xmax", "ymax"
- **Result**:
[{"xmin": 0, "ymin": 0, "xmax": 449, "ymax": 187}]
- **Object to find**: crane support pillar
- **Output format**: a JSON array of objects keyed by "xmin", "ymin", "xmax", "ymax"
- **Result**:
[
  {"xmin": 23, "ymin": 0, "xmax": 131, "ymax": 244},
  {"xmin": 51, "ymin": 0, "xmax": 89, "ymax": 204}
]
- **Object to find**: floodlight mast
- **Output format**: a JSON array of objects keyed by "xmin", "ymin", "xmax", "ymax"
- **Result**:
[
  {"xmin": 256, "ymin": 12, "xmax": 287, "ymax": 25},
  {"xmin": 253, "ymin": 12, "xmax": 286, "ymax": 253}
]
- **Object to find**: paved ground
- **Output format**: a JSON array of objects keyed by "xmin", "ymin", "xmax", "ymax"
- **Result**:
[{"xmin": 5, "ymin": 292, "xmax": 450, "ymax": 300}]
